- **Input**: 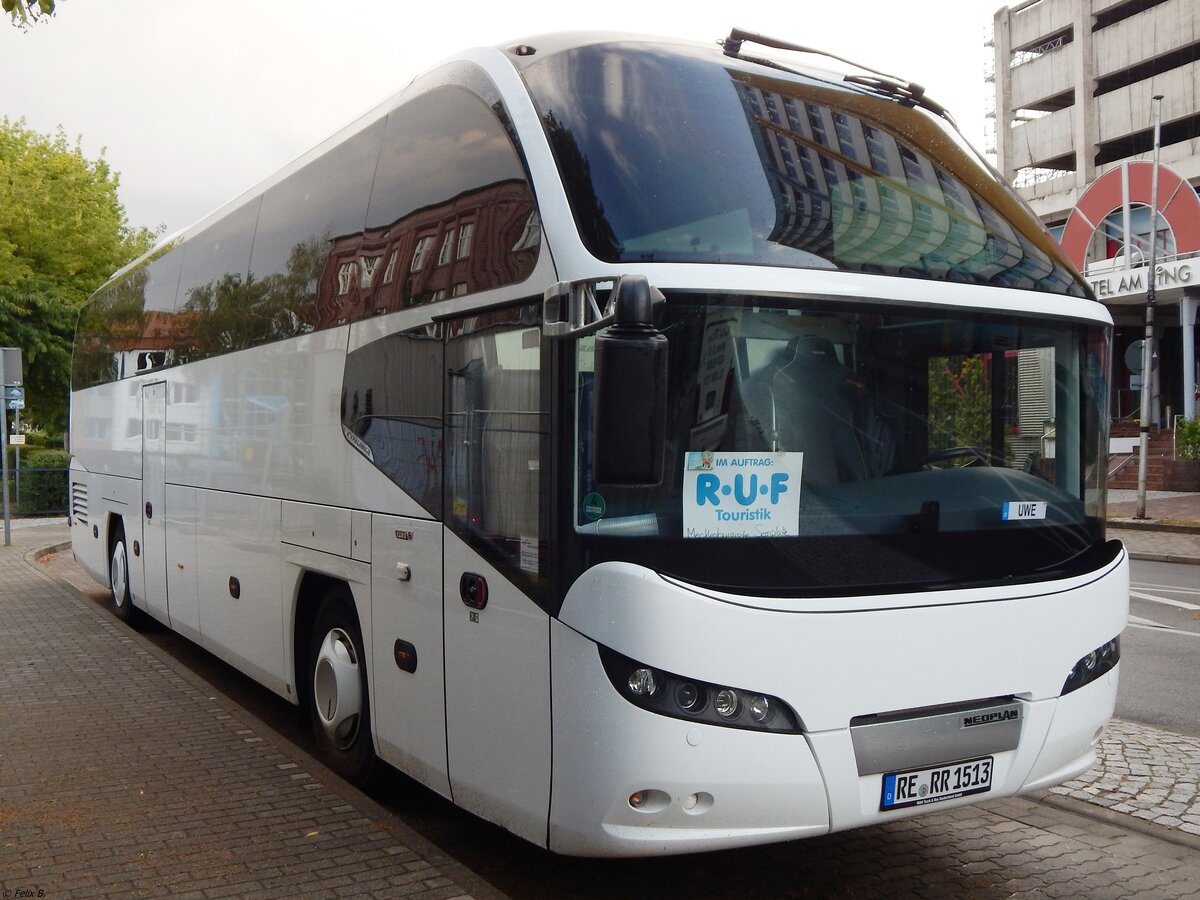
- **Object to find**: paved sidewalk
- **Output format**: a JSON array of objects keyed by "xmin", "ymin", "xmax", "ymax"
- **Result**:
[
  {"xmin": 1108, "ymin": 490, "xmax": 1200, "ymax": 564},
  {"xmin": 0, "ymin": 520, "xmax": 499, "ymax": 899}
]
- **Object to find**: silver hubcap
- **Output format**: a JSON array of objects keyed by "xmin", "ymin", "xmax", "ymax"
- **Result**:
[
  {"xmin": 110, "ymin": 541, "xmax": 128, "ymax": 608},
  {"xmin": 313, "ymin": 627, "xmax": 362, "ymax": 749}
]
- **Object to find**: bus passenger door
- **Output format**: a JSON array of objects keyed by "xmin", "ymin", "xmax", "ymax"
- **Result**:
[
  {"xmin": 370, "ymin": 514, "xmax": 449, "ymax": 797},
  {"xmin": 442, "ymin": 310, "xmax": 552, "ymax": 847},
  {"xmin": 443, "ymin": 538, "xmax": 551, "ymax": 845},
  {"xmin": 140, "ymin": 381, "xmax": 168, "ymax": 622}
]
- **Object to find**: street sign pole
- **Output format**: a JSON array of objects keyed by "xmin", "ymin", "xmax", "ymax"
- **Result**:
[
  {"xmin": 1, "ymin": 360, "xmax": 10, "ymax": 548},
  {"xmin": 13, "ymin": 405, "xmax": 20, "ymax": 510},
  {"xmin": 0, "ymin": 347, "xmax": 23, "ymax": 547},
  {"xmin": 1135, "ymin": 95, "xmax": 1164, "ymax": 520}
]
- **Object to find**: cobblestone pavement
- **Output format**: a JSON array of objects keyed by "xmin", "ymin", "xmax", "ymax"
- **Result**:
[
  {"xmin": 1050, "ymin": 720, "xmax": 1200, "ymax": 837},
  {"xmin": 5, "ymin": 520, "xmax": 1200, "ymax": 898}
]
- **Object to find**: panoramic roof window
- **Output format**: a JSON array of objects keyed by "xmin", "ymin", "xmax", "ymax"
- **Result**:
[{"xmin": 521, "ymin": 41, "xmax": 1086, "ymax": 297}]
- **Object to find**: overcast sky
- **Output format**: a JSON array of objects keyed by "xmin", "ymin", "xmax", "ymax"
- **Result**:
[{"xmin": 2, "ymin": 0, "xmax": 1007, "ymax": 236}]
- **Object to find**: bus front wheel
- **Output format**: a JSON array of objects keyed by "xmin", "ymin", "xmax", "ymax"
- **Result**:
[{"xmin": 307, "ymin": 587, "xmax": 376, "ymax": 784}]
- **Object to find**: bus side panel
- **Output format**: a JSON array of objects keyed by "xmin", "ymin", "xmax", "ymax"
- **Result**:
[
  {"xmin": 70, "ymin": 378, "xmax": 144, "ymax": 482},
  {"xmin": 66, "ymin": 462, "xmax": 108, "ymax": 589},
  {"xmin": 140, "ymin": 381, "xmax": 169, "ymax": 625},
  {"xmin": 69, "ymin": 377, "xmax": 146, "ymax": 596},
  {"xmin": 157, "ymin": 328, "xmax": 429, "ymax": 520},
  {"xmin": 443, "ymin": 530, "xmax": 551, "ymax": 847},
  {"xmin": 371, "ymin": 513, "xmax": 450, "ymax": 798},
  {"xmin": 164, "ymin": 484, "xmax": 201, "ymax": 642},
  {"xmin": 194, "ymin": 489, "xmax": 287, "ymax": 696}
]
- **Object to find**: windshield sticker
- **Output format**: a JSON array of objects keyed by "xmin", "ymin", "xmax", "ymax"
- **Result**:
[
  {"xmin": 583, "ymin": 492, "xmax": 606, "ymax": 521},
  {"xmin": 683, "ymin": 452, "xmax": 803, "ymax": 538},
  {"xmin": 1002, "ymin": 501, "xmax": 1047, "ymax": 521},
  {"xmin": 520, "ymin": 536, "xmax": 539, "ymax": 573},
  {"xmin": 687, "ymin": 316, "xmax": 735, "ymax": 450},
  {"xmin": 695, "ymin": 318, "xmax": 734, "ymax": 428}
]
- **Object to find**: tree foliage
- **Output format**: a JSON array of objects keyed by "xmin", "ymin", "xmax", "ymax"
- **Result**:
[
  {"xmin": 927, "ymin": 355, "xmax": 992, "ymax": 454},
  {"xmin": 3, "ymin": 0, "xmax": 55, "ymax": 28},
  {"xmin": 0, "ymin": 117, "xmax": 158, "ymax": 432},
  {"xmin": 1178, "ymin": 417, "xmax": 1200, "ymax": 460}
]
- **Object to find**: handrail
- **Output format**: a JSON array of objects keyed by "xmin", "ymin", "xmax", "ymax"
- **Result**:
[{"xmin": 1107, "ymin": 453, "xmax": 1136, "ymax": 480}]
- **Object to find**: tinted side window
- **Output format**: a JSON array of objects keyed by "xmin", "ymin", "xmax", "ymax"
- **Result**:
[
  {"xmin": 251, "ymin": 121, "xmax": 384, "ymax": 333},
  {"xmin": 341, "ymin": 328, "xmax": 443, "ymax": 516},
  {"xmin": 72, "ymin": 247, "xmax": 182, "ymax": 388},
  {"xmin": 174, "ymin": 197, "xmax": 263, "ymax": 358},
  {"xmin": 331, "ymin": 85, "xmax": 539, "ymax": 318},
  {"xmin": 74, "ymin": 75, "xmax": 540, "ymax": 388},
  {"xmin": 445, "ymin": 304, "xmax": 547, "ymax": 600}
]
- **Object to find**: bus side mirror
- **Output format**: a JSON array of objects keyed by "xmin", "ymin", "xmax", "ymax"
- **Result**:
[{"xmin": 592, "ymin": 276, "xmax": 668, "ymax": 485}]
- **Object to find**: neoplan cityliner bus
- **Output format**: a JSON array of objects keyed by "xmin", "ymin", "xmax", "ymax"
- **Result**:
[{"xmin": 70, "ymin": 29, "xmax": 1127, "ymax": 856}]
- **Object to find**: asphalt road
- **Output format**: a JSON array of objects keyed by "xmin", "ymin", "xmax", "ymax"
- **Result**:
[{"xmin": 1118, "ymin": 558, "xmax": 1200, "ymax": 738}]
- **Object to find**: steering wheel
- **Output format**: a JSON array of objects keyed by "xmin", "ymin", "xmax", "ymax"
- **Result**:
[{"xmin": 922, "ymin": 446, "xmax": 991, "ymax": 468}]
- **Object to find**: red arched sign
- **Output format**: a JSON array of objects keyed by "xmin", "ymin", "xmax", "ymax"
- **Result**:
[{"xmin": 1060, "ymin": 161, "xmax": 1200, "ymax": 270}]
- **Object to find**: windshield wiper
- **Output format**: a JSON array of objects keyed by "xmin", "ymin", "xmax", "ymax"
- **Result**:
[{"xmin": 720, "ymin": 27, "xmax": 957, "ymax": 128}]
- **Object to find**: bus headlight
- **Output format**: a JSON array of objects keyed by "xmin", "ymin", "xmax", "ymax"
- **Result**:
[
  {"xmin": 1061, "ymin": 636, "xmax": 1120, "ymax": 696},
  {"xmin": 598, "ymin": 645, "xmax": 802, "ymax": 734},
  {"xmin": 714, "ymin": 689, "xmax": 738, "ymax": 718},
  {"xmin": 675, "ymin": 681, "xmax": 705, "ymax": 711},
  {"xmin": 628, "ymin": 667, "xmax": 658, "ymax": 696},
  {"xmin": 747, "ymin": 694, "xmax": 774, "ymax": 725}
]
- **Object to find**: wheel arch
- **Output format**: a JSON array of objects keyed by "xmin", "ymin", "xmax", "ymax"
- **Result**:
[
  {"xmin": 105, "ymin": 511, "xmax": 124, "ymax": 552},
  {"xmin": 291, "ymin": 570, "xmax": 370, "ymax": 710}
]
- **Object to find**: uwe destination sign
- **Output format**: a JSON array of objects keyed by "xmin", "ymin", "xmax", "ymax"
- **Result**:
[{"xmin": 683, "ymin": 452, "xmax": 803, "ymax": 538}]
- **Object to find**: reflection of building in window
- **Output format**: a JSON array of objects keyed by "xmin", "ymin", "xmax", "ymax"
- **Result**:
[
  {"xmin": 359, "ymin": 255, "xmax": 382, "ymax": 288},
  {"xmin": 512, "ymin": 212, "xmax": 541, "ymax": 252},
  {"xmin": 338, "ymin": 262, "xmax": 356, "ymax": 295},
  {"xmin": 437, "ymin": 232, "xmax": 455, "ymax": 267},
  {"xmin": 737, "ymin": 77, "xmax": 1056, "ymax": 287},
  {"xmin": 410, "ymin": 235, "xmax": 436, "ymax": 272},
  {"xmin": 456, "ymin": 222, "xmax": 474, "ymax": 259},
  {"xmin": 317, "ymin": 179, "xmax": 539, "ymax": 327}
]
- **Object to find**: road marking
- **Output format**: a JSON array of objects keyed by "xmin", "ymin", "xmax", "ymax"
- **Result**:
[
  {"xmin": 1129, "ymin": 589, "xmax": 1200, "ymax": 611},
  {"xmin": 1131, "ymin": 581, "xmax": 1200, "ymax": 597},
  {"xmin": 1127, "ymin": 615, "xmax": 1200, "ymax": 638},
  {"xmin": 1129, "ymin": 614, "xmax": 1169, "ymax": 629}
]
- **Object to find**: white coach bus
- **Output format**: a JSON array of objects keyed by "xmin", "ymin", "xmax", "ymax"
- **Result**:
[{"xmin": 70, "ymin": 29, "xmax": 1127, "ymax": 856}]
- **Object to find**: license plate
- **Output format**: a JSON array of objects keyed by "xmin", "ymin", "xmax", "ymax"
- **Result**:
[{"xmin": 880, "ymin": 755, "xmax": 993, "ymax": 811}]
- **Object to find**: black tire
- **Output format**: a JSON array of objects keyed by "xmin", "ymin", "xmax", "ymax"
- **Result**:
[
  {"xmin": 109, "ymin": 522, "xmax": 137, "ymax": 624},
  {"xmin": 307, "ymin": 586, "xmax": 376, "ymax": 784}
]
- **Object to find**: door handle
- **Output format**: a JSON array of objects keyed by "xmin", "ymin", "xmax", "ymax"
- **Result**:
[{"xmin": 460, "ymin": 572, "xmax": 488, "ymax": 610}]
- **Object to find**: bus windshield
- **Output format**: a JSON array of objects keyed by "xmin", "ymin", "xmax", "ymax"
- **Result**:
[
  {"xmin": 569, "ymin": 294, "xmax": 1110, "ymax": 596},
  {"xmin": 521, "ymin": 41, "xmax": 1087, "ymax": 297}
]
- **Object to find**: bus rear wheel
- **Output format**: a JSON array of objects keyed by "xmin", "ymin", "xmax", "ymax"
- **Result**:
[
  {"xmin": 109, "ymin": 522, "xmax": 136, "ymax": 624},
  {"xmin": 307, "ymin": 587, "xmax": 376, "ymax": 784}
]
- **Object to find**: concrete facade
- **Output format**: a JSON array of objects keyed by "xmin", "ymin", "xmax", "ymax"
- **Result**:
[{"xmin": 993, "ymin": 0, "xmax": 1200, "ymax": 428}]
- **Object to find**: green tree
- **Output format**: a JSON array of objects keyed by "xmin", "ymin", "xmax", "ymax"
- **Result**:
[
  {"xmin": 3, "ymin": 0, "xmax": 55, "ymax": 28},
  {"xmin": 927, "ymin": 354, "xmax": 992, "ymax": 455},
  {"xmin": 0, "ymin": 117, "xmax": 158, "ymax": 432}
]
